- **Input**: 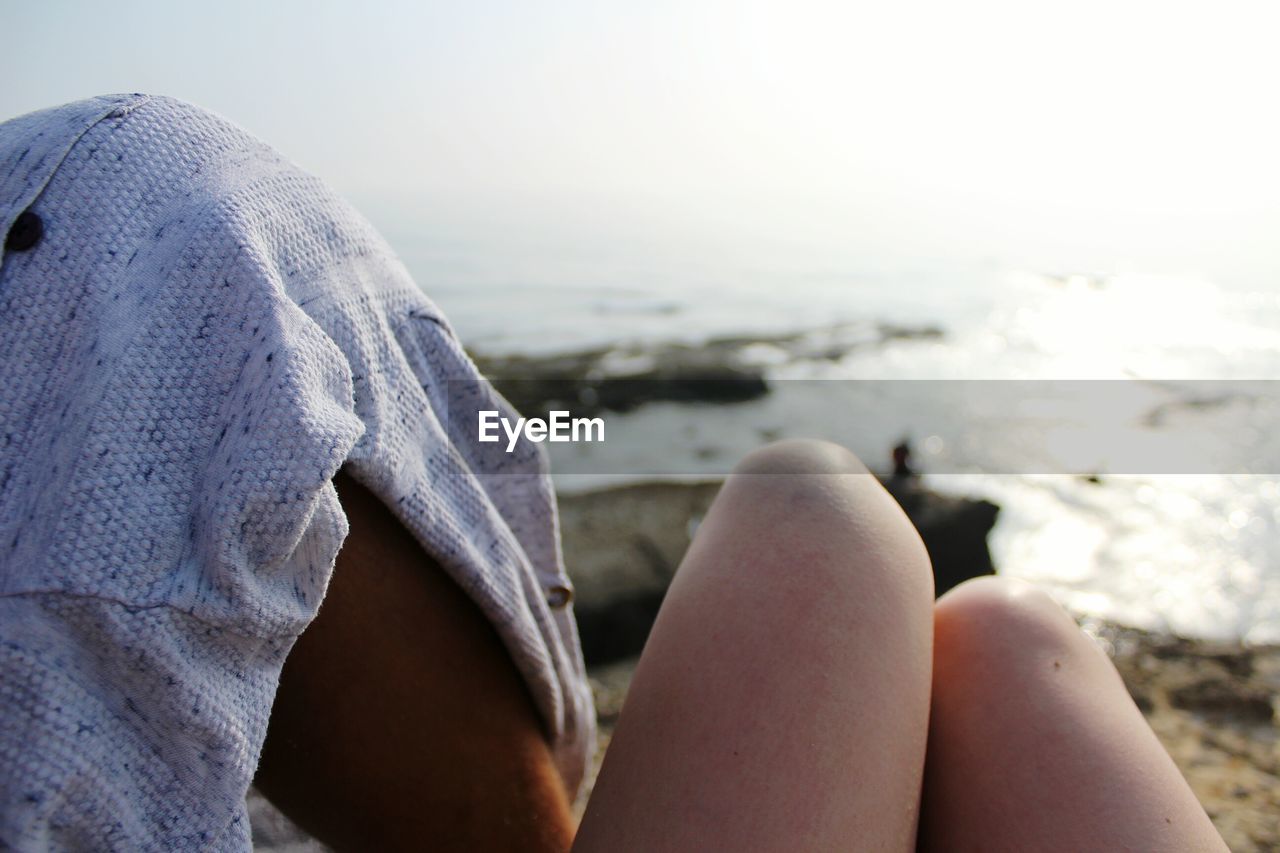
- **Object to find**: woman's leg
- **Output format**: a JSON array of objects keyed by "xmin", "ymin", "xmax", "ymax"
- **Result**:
[
  {"xmin": 920, "ymin": 576, "xmax": 1227, "ymax": 852},
  {"xmin": 254, "ymin": 469, "xmax": 576, "ymax": 852},
  {"xmin": 574, "ymin": 440, "xmax": 936, "ymax": 851}
]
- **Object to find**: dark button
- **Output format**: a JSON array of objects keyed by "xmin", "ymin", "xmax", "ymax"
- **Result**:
[
  {"xmin": 5, "ymin": 210, "xmax": 43, "ymax": 252},
  {"xmin": 546, "ymin": 584, "xmax": 573, "ymax": 609}
]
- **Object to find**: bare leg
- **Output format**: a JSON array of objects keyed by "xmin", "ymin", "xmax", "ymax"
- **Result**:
[
  {"xmin": 255, "ymin": 469, "xmax": 575, "ymax": 851},
  {"xmin": 574, "ymin": 440, "xmax": 936, "ymax": 851},
  {"xmin": 920, "ymin": 577, "xmax": 1227, "ymax": 852}
]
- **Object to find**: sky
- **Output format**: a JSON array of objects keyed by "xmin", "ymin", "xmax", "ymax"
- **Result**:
[{"xmin": 4, "ymin": 0, "xmax": 1279, "ymax": 278}]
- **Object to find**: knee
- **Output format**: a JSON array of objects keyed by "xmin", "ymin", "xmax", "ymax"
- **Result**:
[
  {"xmin": 729, "ymin": 438, "xmax": 870, "ymax": 479},
  {"xmin": 720, "ymin": 440, "xmax": 883, "ymax": 530},
  {"xmin": 933, "ymin": 577, "xmax": 1108, "ymax": 690},
  {"xmin": 704, "ymin": 439, "xmax": 934, "ymax": 604}
]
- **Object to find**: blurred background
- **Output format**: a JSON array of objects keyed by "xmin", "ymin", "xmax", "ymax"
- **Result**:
[{"xmin": 6, "ymin": 0, "xmax": 1280, "ymax": 642}]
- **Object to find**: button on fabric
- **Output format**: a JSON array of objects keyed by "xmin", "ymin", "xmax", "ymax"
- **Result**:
[
  {"xmin": 5, "ymin": 210, "xmax": 43, "ymax": 252},
  {"xmin": 546, "ymin": 584, "xmax": 573, "ymax": 609}
]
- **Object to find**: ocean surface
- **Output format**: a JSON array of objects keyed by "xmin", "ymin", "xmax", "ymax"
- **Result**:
[{"xmin": 363, "ymin": 193, "xmax": 1280, "ymax": 644}]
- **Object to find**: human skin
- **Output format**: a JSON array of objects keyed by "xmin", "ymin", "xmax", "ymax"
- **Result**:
[
  {"xmin": 254, "ymin": 468, "xmax": 576, "ymax": 851},
  {"xmin": 918, "ymin": 576, "xmax": 1228, "ymax": 852},
  {"xmin": 574, "ymin": 440, "xmax": 1225, "ymax": 851},
  {"xmin": 257, "ymin": 443, "xmax": 1225, "ymax": 851},
  {"xmin": 573, "ymin": 440, "xmax": 936, "ymax": 851}
]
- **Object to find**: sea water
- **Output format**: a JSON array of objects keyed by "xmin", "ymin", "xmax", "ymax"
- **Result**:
[{"xmin": 362, "ymin": 192, "xmax": 1280, "ymax": 644}]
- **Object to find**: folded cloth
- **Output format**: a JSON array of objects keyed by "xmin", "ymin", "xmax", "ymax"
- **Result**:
[{"xmin": 0, "ymin": 94, "xmax": 594, "ymax": 851}]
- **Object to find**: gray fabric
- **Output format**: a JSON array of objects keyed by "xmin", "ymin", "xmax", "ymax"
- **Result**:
[{"xmin": 0, "ymin": 94, "xmax": 593, "ymax": 851}]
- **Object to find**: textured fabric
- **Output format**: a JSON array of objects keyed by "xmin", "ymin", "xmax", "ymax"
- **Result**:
[{"xmin": 0, "ymin": 94, "xmax": 594, "ymax": 850}]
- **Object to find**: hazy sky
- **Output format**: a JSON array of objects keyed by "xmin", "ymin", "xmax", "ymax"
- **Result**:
[{"xmin": 5, "ymin": 0, "xmax": 1278, "ymax": 274}]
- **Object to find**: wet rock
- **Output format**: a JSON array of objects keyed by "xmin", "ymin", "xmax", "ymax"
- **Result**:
[
  {"xmin": 560, "ymin": 477, "xmax": 998, "ymax": 665},
  {"xmin": 475, "ymin": 344, "xmax": 769, "ymax": 419},
  {"xmin": 471, "ymin": 322, "xmax": 945, "ymax": 419},
  {"xmin": 883, "ymin": 476, "xmax": 998, "ymax": 595},
  {"xmin": 560, "ymin": 482, "xmax": 717, "ymax": 666},
  {"xmin": 1169, "ymin": 678, "xmax": 1275, "ymax": 723}
]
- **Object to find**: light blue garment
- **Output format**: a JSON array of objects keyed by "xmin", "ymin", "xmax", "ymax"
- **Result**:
[{"xmin": 0, "ymin": 94, "xmax": 593, "ymax": 851}]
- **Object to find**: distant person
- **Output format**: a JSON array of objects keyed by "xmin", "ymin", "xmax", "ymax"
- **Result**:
[
  {"xmin": 892, "ymin": 438, "xmax": 916, "ymax": 478},
  {"xmin": 0, "ymin": 95, "xmax": 1226, "ymax": 851}
]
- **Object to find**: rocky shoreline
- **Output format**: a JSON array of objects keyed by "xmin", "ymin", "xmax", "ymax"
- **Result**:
[
  {"xmin": 470, "ymin": 322, "xmax": 943, "ymax": 420},
  {"xmin": 249, "ymin": 479, "xmax": 1279, "ymax": 851}
]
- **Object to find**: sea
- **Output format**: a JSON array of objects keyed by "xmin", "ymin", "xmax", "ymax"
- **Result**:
[{"xmin": 360, "ymin": 191, "xmax": 1280, "ymax": 645}]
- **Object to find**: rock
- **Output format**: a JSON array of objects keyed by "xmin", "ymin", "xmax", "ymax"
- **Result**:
[
  {"xmin": 475, "ymin": 345, "xmax": 769, "ymax": 420},
  {"xmin": 1169, "ymin": 679, "xmax": 1275, "ymax": 723},
  {"xmin": 470, "ymin": 322, "xmax": 945, "ymax": 419},
  {"xmin": 573, "ymin": 589, "xmax": 670, "ymax": 667},
  {"xmin": 883, "ymin": 476, "xmax": 998, "ymax": 594},
  {"xmin": 561, "ymin": 477, "xmax": 998, "ymax": 665},
  {"xmin": 560, "ymin": 482, "xmax": 718, "ymax": 665}
]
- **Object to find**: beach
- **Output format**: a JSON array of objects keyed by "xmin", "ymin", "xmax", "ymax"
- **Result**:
[
  {"xmin": 252, "ymin": 314, "xmax": 1280, "ymax": 849},
  {"xmin": 250, "ymin": 478, "xmax": 1280, "ymax": 852},
  {"xmin": 7, "ymin": 6, "xmax": 1277, "ymax": 847},
  {"xmin": 253, "ymin": 207, "xmax": 1280, "ymax": 850}
]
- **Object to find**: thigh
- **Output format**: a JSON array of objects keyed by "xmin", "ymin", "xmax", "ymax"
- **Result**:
[
  {"xmin": 254, "ymin": 469, "xmax": 575, "ymax": 852},
  {"xmin": 574, "ymin": 441, "xmax": 936, "ymax": 852},
  {"xmin": 921, "ymin": 577, "xmax": 1226, "ymax": 852}
]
